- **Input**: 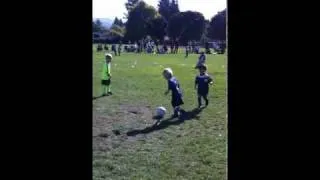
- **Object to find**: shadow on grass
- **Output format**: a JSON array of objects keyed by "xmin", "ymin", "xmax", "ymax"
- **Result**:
[
  {"xmin": 93, "ymin": 94, "xmax": 110, "ymax": 100},
  {"xmin": 126, "ymin": 107, "xmax": 204, "ymax": 136}
]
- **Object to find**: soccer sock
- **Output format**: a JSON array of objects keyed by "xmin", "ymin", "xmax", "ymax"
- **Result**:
[
  {"xmin": 102, "ymin": 85, "xmax": 106, "ymax": 94},
  {"xmin": 198, "ymin": 96, "xmax": 202, "ymax": 107},
  {"xmin": 204, "ymin": 96, "xmax": 209, "ymax": 106},
  {"xmin": 174, "ymin": 106, "xmax": 180, "ymax": 115},
  {"xmin": 107, "ymin": 85, "xmax": 111, "ymax": 93}
]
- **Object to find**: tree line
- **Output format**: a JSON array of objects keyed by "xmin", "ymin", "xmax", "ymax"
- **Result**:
[{"xmin": 93, "ymin": 0, "xmax": 226, "ymax": 45}]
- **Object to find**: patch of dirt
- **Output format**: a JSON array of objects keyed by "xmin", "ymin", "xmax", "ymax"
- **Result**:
[{"xmin": 93, "ymin": 104, "xmax": 155, "ymax": 152}]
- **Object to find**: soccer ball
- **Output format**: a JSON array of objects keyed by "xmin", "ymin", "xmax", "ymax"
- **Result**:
[{"xmin": 155, "ymin": 106, "xmax": 166, "ymax": 118}]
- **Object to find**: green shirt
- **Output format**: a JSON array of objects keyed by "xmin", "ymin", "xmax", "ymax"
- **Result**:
[{"xmin": 101, "ymin": 62, "xmax": 111, "ymax": 80}]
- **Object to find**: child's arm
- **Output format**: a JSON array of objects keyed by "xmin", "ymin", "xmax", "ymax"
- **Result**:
[
  {"xmin": 164, "ymin": 89, "xmax": 170, "ymax": 95},
  {"xmin": 208, "ymin": 76, "xmax": 214, "ymax": 85},
  {"xmin": 195, "ymin": 77, "xmax": 198, "ymax": 89},
  {"xmin": 107, "ymin": 63, "xmax": 111, "ymax": 78},
  {"xmin": 165, "ymin": 81, "xmax": 171, "ymax": 95}
]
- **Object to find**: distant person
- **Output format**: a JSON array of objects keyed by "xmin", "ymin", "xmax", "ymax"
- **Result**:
[
  {"xmin": 104, "ymin": 44, "xmax": 109, "ymax": 51},
  {"xmin": 97, "ymin": 44, "xmax": 103, "ymax": 52},
  {"xmin": 101, "ymin": 53, "xmax": 113, "ymax": 96},
  {"xmin": 170, "ymin": 41, "xmax": 174, "ymax": 54},
  {"xmin": 195, "ymin": 52, "xmax": 206, "ymax": 69},
  {"xmin": 111, "ymin": 44, "xmax": 117, "ymax": 56},
  {"xmin": 195, "ymin": 64, "xmax": 214, "ymax": 108},
  {"xmin": 174, "ymin": 41, "xmax": 179, "ymax": 54},
  {"xmin": 117, "ymin": 44, "xmax": 122, "ymax": 56},
  {"xmin": 137, "ymin": 41, "xmax": 141, "ymax": 53},
  {"xmin": 205, "ymin": 42, "xmax": 211, "ymax": 54},
  {"xmin": 134, "ymin": 42, "xmax": 138, "ymax": 52},
  {"xmin": 185, "ymin": 46, "xmax": 189, "ymax": 59},
  {"xmin": 163, "ymin": 44, "xmax": 168, "ymax": 53}
]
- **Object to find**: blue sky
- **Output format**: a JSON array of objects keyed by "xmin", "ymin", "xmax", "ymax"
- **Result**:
[{"xmin": 93, "ymin": 0, "xmax": 226, "ymax": 20}]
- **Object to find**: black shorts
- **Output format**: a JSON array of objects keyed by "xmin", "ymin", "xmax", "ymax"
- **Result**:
[
  {"xmin": 101, "ymin": 79, "xmax": 111, "ymax": 85},
  {"xmin": 171, "ymin": 97, "xmax": 184, "ymax": 107},
  {"xmin": 198, "ymin": 91, "xmax": 208, "ymax": 97}
]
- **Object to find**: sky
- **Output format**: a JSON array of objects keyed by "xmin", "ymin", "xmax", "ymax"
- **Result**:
[{"xmin": 93, "ymin": 0, "xmax": 226, "ymax": 20}]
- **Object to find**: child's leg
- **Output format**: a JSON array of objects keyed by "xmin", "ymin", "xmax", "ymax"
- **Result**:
[
  {"xmin": 197, "ymin": 94, "xmax": 202, "ymax": 108},
  {"xmin": 101, "ymin": 80, "xmax": 106, "ymax": 96},
  {"xmin": 173, "ymin": 106, "xmax": 180, "ymax": 117},
  {"xmin": 106, "ymin": 79, "xmax": 112, "ymax": 94},
  {"xmin": 204, "ymin": 94, "xmax": 209, "ymax": 106}
]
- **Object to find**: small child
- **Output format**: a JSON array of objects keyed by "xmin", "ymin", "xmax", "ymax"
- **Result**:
[
  {"xmin": 185, "ymin": 46, "xmax": 189, "ymax": 59},
  {"xmin": 101, "ymin": 53, "xmax": 112, "ymax": 96},
  {"xmin": 195, "ymin": 64, "xmax": 213, "ymax": 108},
  {"xmin": 111, "ymin": 44, "xmax": 117, "ymax": 56},
  {"xmin": 163, "ymin": 68, "xmax": 184, "ymax": 118},
  {"xmin": 117, "ymin": 44, "xmax": 122, "ymax": 56},
  {"xmin": 195, "ymin": 51, "xmax": 206, "ymax": 69}
]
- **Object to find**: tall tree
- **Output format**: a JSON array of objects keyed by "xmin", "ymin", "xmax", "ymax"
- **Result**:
[
  {"xmin": 125, "ymin": 0, "xmax": 140, "ymax": 11},
  {"xmin": 93, "ymin": 19, "xmax": 104, "ymax": 32},
  {"xmin": 125, "ymin": 1, "xmax": 158, "ymax": 41},
  {"xmin": 158, "ymin": 0, "xmax": 179, "ymax": 22},
  {"xmin": 146, "ymin": 16, "xmax": 166, "ymax": 41},
  {"xmin": 119, "ymin": 19, "xmax": 124, "ymax": 27},
  {"xmin": 167, "ymin": 11, "xmax": 205, "ymax": 43},
  {"xmin": 124, "ymin": 0, "xmax": 140, "ymax": 18},
  {"xmin": 113, "ymin": 17, "xmax": 120, "ymax": 26},
  {"xmin": 207, "ymin": 9, "xmax": 226, "ymax": 41}
]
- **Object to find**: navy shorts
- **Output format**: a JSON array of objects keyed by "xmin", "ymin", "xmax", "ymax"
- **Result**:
[
  {"xmin": 198, "ymin": 89, "xmax": 208, "ymax": 97},
  {"xmin": 171, "ymin": 97, "xmax": 184, "ymax": 107}
]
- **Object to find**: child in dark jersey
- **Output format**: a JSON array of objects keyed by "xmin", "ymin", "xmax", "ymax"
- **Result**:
[
  {"xmin": 195, "ymin": 51, "xmax": 206, "ymax": 69},
  {"xmin": 163, "ymin": 68, "xmax": 184, "ymax": 118},
  {"xmin": 195, "ymin": 64, "xmax": 214, "ymax": 108}
]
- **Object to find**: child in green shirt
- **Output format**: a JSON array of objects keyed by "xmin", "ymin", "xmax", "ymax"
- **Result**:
[{"xmin": 101, "ymin": 53, "xmax": 112, "ymax": 96}]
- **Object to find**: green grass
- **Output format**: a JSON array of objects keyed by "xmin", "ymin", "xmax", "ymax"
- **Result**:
[{"xmin": 93, "ymin": 45, "xmax": 227, "ymax": 180}]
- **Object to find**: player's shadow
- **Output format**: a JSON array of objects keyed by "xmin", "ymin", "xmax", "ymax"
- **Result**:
[
  {"xmin": 126, "ymin": 107, "xmax": 204, "ymax": 136},
  {"xmin": 92, "ymin": 95, "xmax": 109, "ymax": 100}
]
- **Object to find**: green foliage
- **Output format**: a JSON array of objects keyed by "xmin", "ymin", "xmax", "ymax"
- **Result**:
[
  {"xmin": 167, "ymin": 11, "xmax": 205, "ymax": 43},
  {"xmin": 125, "ymin": 1, "xmax": 158, "ymax": 41}
]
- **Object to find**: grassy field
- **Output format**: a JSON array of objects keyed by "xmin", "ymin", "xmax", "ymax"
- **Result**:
[{"xmin": 93, "ymin": 45, "xmax": 227, "ymax": 180}]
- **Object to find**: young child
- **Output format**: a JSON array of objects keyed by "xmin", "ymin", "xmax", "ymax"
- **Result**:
[
  {"xmin": 185, "ymin": 45, "xmax": 189, "ymax": 59},
  {"xmin": 195, "ymin": 64, "xmax": 213, "ymax": 108},
  {"xmin": 101, "ymin": 53, "xmax": 112, "ymax": 96},
  {"xmin": 163, "ymin": 68, "xmax": 184, "ymax": 118},
  {"xmin": 195, "ymin": 51, "xmax": 206, "ymax": 69}
]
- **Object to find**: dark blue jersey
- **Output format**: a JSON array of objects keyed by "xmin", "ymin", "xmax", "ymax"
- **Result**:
[
  {"xmin": 195, "ymin": 73, "xmax": 213, "ymax": 94},
  {"xmin": 168, "ymin": 77, "xmax": 183, "ymax": 99}
]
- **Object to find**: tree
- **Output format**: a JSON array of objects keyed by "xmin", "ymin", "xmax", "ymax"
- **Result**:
[
  {"xmin": 167, "ymin": 11, "xmax": 205, "ymax": 44},
  {"xmin": 158, "ymin": 0, "xmax": 180, "ymax": 22},
  {"xmin": 207, "ymin": 9, "xmax": 226, "ymax": 41},
  {"xmin": 93, "ymin": 19, "xmax": 104, "ymax": 32},
  {"xmin": 113, "ymin": 17, "xmax": 120, "ymax": 26},
  {"xmin": 119, "ymin": 19, "xmax": 124, "ymax": 27},
  {"xmin": 146, "ymin": 16, "xmax": 166, "ymax": 41},
  {"xmin": 124, "ymin": 0, "xmax": 140, "ymax": 19},
  {"xmin": 125, "ymin": 1, "xmax": 158, "ymax": 41},
  {"xmin": 200, "ymin": 19, "xmax": 211, "ymax": 45},
  {"xmin": 125, "ymin": 0, "xmax": 140, "ymax": 12}
]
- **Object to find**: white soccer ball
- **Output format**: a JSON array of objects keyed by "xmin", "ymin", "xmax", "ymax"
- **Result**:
[{"xmin": 155, "ymin": 106, "xmax": 166, "ymax": 118}]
